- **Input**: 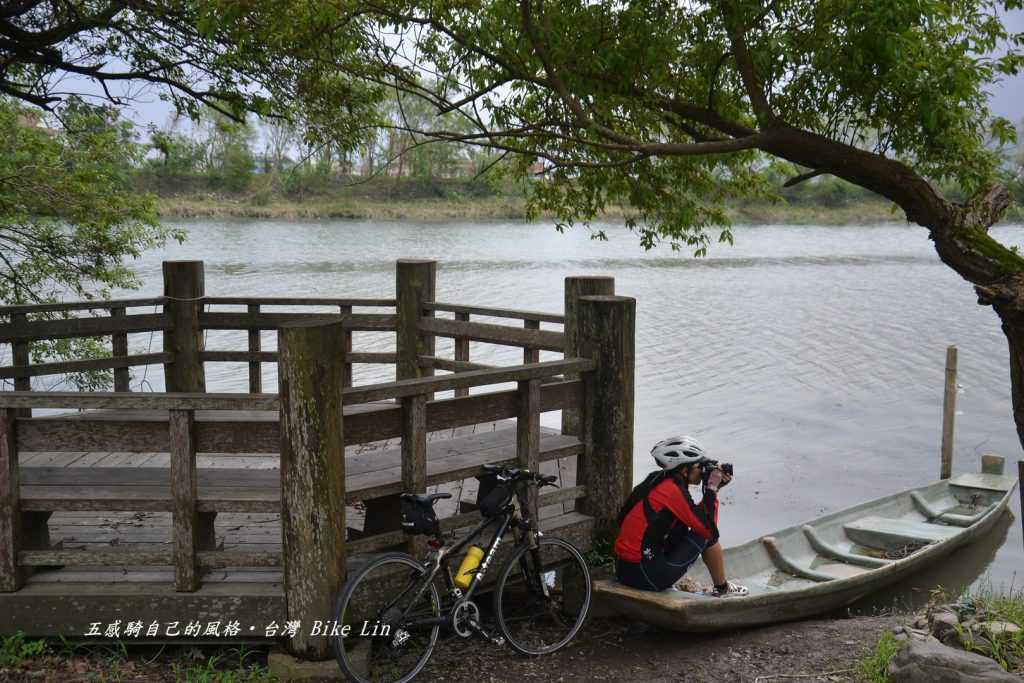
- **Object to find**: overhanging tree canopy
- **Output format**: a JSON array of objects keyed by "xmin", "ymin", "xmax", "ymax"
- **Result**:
[{"xmin": 344, "ymin": 0, "xmax": 1024, "ymax": 443}]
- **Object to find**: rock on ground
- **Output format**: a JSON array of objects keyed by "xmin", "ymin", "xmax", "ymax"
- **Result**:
[{"xmin": 887, "ymin": 639, "xmax": 1020, "ymax": 683}]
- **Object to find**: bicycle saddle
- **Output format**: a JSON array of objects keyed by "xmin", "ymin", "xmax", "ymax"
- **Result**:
[{"xmin": 400, "ymin": 492, "xmax": 453, "ymax": 505}]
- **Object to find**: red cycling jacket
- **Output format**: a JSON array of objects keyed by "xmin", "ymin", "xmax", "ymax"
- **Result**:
[{"xmin": 613, "ymin": 476, "xmax": 719, "ymax": 563}]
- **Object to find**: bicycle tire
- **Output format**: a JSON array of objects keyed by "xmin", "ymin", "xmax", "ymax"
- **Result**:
[
  {"xmin": 331, "ymin": 552, "xmax": 441, "ymax": 683},
  {"xmin": 492, "ymin": 536, "xmax": 592, "ymax": 656}
]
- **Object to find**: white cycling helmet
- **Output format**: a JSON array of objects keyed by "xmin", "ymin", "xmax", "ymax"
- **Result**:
[{"xmin": 651, "ymin": 435, "xmax": 709, "ymax": 470}]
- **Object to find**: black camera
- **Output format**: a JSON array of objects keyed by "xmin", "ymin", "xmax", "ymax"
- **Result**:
[{"xmin": 701, "ymin": 460, "xmax": 734, "ymax": 485}]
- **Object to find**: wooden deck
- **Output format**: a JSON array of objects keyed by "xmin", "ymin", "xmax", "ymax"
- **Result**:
[
  {"xmin": 18, "ymin": 414, "xmax": 579, "ymax": 554},
  {"xmin": 0, "ymin": 262, "xmax": 638, "ymax": 651},
  {"xmin": 2, "ymin": 414, "xmax": 588, "ymax": 636}
]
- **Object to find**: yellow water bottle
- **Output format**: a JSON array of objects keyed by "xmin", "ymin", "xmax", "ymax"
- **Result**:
[{"xmin": 454, "ymin": 545, "xmax": 484, "ymax": 589}]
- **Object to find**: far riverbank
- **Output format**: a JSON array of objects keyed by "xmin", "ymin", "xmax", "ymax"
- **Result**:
[{"xmin": 155, "ymin": 194, "xmax": 928, "ymax": 225}]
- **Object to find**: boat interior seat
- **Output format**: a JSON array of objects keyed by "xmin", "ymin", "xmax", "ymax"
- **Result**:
[{"xmin": 843, "ymin": 515, "xmax": 961, "ymax": 549}]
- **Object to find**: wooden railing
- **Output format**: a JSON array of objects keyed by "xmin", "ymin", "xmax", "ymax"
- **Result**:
[
  {"xmin": 0, "ymin": 261, "xmax": 591, "ymax": 402},
  {"xmin": 0, "ymin": 260, "xmax": 636, "ymax": 658}
]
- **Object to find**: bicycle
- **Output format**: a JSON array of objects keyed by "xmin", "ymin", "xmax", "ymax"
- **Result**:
[{"xmin": 331, "ymin": 464, "xmax": 593, "ymax": 683}]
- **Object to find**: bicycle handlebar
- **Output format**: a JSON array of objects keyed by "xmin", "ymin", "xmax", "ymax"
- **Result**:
[{"xmin": 482, "ymin": 464, "xmax": 559, "ymax": 488}]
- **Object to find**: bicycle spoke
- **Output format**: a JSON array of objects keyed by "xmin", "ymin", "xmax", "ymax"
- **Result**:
[
  {"xmin": 494, "ymin": 538, "xmax": 591, "ymax": 655},
  {"xmin": 333, "ymin": 554, "xmax": 441, "ymax": 683}
]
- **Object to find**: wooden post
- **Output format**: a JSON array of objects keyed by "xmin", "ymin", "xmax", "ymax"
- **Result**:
[
  {"xmin": 396, "ymin": 260, "xmax": 436, "ymax": 383},
  {"xmin": 110, "ymin": 306, "xmax": 130, "ymax": 392},
  {"xmin": 523, "ymin": 319, "xmax": 540, "ymax": 364},
  {"xmin": 0, "ymin": 408, "xmax": 21, "ymax": 592},
  {"xmin": 454, "ymin": 312, "xmax": 470, "ymax": 398},
  {"xmin": 162, "ymin": 261, "xmax": 206, "ymax": 393},
  {"xmin": 170, "ymin": 409, "xmax": 199, "ymax": 592},
  {"xmin": 576, "ymin": 295, "xmax": 635, "ymax": 541},
  {"xmin": 517, "ymin": 379, "xmax": 541, "ymax": 521},
  {"xmin": 940, "ymin": 345, "xmax": 957, "ymax": 480},
  {"xmin": 11, "ymin": 312, "xmax": 30, "ymax": 418},
  {"xmin": 562, "ymin": 277, "xmax": 615, "ymax": 437},
  {"xmin": 980, "ymin": 454, "xmax": 1005, "ymax": 475},
  {"xmin": 402, "ymin": 394, "xmax": 427, "ymax": 555},
  {"xmin": 278, "ymin": 319, "xmax": 347, "ymax": 660},
  {"xmin": 339, "ymin": 305, "xmax": 353, "ymax": 388},
  {"xmin": 247, "ymin": 304, "xmax": 262, "ymax": 393}
]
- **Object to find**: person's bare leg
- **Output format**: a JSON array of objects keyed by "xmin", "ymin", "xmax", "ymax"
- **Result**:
[{"xmin": 702, "ymin": 542, "xmax": 727, "ymax": 585}]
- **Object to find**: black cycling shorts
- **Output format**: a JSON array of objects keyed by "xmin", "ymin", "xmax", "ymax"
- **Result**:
[{"xmin": 615, "ymin": 526, "xmax": 712, "ymax": 591}]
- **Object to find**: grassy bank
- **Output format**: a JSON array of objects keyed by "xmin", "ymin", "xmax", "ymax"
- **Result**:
[
  {"xmin": 155, "ymin": 193, "xmax": 918, "ymax": 225},
  {"xmin": 860, "ymin": 586, "xmax": 1024, "ymax": 681},
  {"xmin": 145, "ymin": 173, "xmax": 1024, "ymax": 225}
]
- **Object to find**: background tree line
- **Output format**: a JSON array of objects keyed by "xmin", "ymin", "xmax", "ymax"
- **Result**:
[{"xmin": 137, "ymin": 89, "xmax": 509, "ymax": 198}]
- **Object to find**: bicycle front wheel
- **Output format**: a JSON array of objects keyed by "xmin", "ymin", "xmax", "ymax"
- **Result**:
[
  {"xmin": 331, "ymin": 552, "xmax": 441, "ymax": 683},
  {"xmin": 493, "ymin": 536, "xmax": 592, "ymax": 655}
]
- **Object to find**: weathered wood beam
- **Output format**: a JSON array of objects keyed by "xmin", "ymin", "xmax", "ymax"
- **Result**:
[
  {"xmin": 342, "ymin": 358, "xmax": 592, "ymax": 404},
  {"xmin": 454, "ymin": 311, "xmax": 471, "ymax": 397},
  {"xmin": 203, "ymin": 296, "xmax": 394, "ymax": 307},
  {"xmin": 247, "ymin": 304, "xmax": 262, "ymax": 394},
  {"xmin": 0, "ymin": 352, "xmax": 171, "ymax": 379},
  {"xmin": 110, "ymin": 306, "xmax": 131, "ymax": 392},
  {"xmin": 0, "ymin": 408, "xmax": 21, "ymax": 591},
  {"xmin": 418, "ymin": 355, "xmax": 495, "ymax": 373},
  {"xmin": 170, "ymin": 409, "xmax": 199, "ymax": 592},
  {"xmin": 577, "ymin": 295, "xmax": 635, "ymax": 541},
  {"xmin": 0, "ymin": 312, "xmax": 171, "ymax": 343},
  {"xmin": 424, "ymin": 302, "xmax": 564, "ymax": 324},
  {"xmin": 0, "ymin": 296, "xmax": 168, "ymax": 316},
  {"xmin": 10, "ymin": 312, "xmax": 31, "ymax": 418},
  {"xmin": 199, "ymin": 311, "xmax": 396, "ymax": 332},
  {"xmin": 162, "ymin": 261, "xmax": 206, "ymax": 393},
  {"xmin": 0, "ymin": 392, "xmax": 279, "ymax": 410},
  {"xmin": 517, "ymin": 379, "xmax": 541, "ymax": 521},
  {"xmin": 396, "ymin": 260, "xmax": 437, "ymax": 396},
  {"xmin": 418, "ymin": 317, "xmax": 564, "ymax": 351},
  {"xmin": 277, "ymin": 319, "xmax": 347, "ymax": 660},
  {"xmin": 562, "ymin": 276, "xmax": 614, "ymax": 438},
  {"xmin": 401, "ymin": 394, "xmax": 427, "ymax": 555}
]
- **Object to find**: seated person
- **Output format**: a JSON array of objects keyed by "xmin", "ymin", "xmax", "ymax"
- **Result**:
[{"xmin": 613, "ymin": 435, "xmax": 748, "ymax": 597}]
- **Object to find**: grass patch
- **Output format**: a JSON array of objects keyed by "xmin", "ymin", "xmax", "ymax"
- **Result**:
[
  {"xmin": 957, "ymin": 585, "xmax": 1024, "ymax": 673},
  {"xmin": 172, "ymin": 647, "xmax": 277, "ymax": 683},
  {"xmin": 0, "ymin": 632, "xmax": 46, "ymax": 667},
  {"xmin": 860, "ymin": 631, "xmax": 901, "ymax": 683}
]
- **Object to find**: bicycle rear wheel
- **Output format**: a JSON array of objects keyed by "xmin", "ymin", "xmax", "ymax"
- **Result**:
[
  {"xmin": 493, "ymin": 536, "xmax": 592, "ymax": 655},
  {"xmin": 331, "ymin": 552, "xmax": 441, "ymax": 683}
]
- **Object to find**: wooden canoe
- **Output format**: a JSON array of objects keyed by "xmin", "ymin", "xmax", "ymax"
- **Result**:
[{"xmin": 592, "ymin": 465, "xmax": 1019, "ymax": 631}]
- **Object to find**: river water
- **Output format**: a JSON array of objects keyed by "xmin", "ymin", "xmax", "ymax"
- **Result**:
[{"xmin": 105, "ymin": 218, "xmax": 1022, "ymax": 602}]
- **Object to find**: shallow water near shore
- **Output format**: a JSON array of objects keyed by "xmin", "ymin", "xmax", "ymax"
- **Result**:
[{"xmin": 104, "ymin": 218, "xmax": 1022, "ymax": 603}]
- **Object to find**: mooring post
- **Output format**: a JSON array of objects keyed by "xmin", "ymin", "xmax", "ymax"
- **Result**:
[
  {"xmin": 1019, "ymin": 460, "xmax": 1023, "ymax": 547},
  {"xmin": 940, "ymin": 345, "xmax": 957, "ymax": 480},
  {"xmin": 162, "ymin": 260, "xmax": 207, "ymax": 393},
  {"xmin": 576, "ymin": 295, "xmax": 635, "ymax": 542},
  {"xmin": 562, "ymin": 277, "xmax": 615, "ymax": 439},
  {"xmin": 980, "ymin": 454, "xmax": 1005, "ymax": 475},
  {"xmin": 396, "ymin": 259, "xmax": 436, "ymax": 383},
  {"xmin": 278, "ymin": 319, "xmax": 348, "ymax": 660}
]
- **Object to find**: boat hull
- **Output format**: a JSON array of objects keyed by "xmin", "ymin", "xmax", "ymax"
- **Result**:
[{"xmin": 593, "ymin": 471, "xmax": 1018, "ymax": 631}]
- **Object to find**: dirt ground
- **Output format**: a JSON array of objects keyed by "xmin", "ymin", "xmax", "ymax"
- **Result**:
[
  {"xmin": 0, "ymin": 614, "xmax": 898, "ymax": 682},
  {"xmin": 419, "ymin": 614, "xmax": 899, "ymax": 683}
]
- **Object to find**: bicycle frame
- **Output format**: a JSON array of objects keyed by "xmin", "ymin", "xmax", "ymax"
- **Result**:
[{"xmin": 396, "ymin": 496, "xmax": 540, "ymax": 632}]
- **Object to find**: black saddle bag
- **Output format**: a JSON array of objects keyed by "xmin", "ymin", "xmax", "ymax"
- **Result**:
[{"xmin": 400, "ymin": 498, "xmax": 441, "ymax": 536}]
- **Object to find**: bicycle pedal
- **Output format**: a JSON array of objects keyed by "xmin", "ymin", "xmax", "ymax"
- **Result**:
[{"xmin": 468, "ymin": 619, "xmax": 505, "ymax": 646}]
